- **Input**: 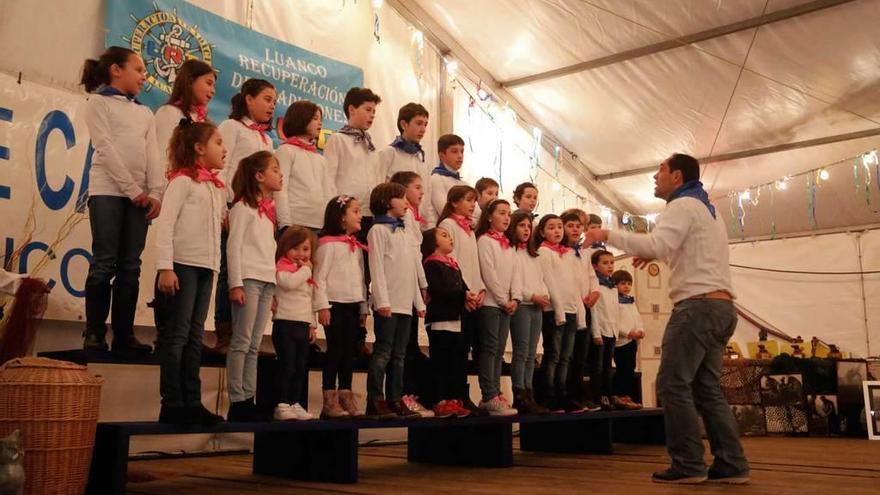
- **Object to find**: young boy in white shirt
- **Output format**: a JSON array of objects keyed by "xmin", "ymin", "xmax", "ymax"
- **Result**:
[
  {"xmin": 424, "ymin": 134, "xmax": 480, "ymax": 226},
  {"xmin": 612, "ymin": 269, "xmax": 645, "ymax": 409},
  {"xmin": 590, "ymin": 249, "xmax": 620, "ymax": 410},
  {"xmin": 379, "ymin": 103, "xmax": 430, "ymax": 183}
]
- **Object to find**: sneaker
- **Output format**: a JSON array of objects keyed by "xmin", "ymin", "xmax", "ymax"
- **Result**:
[
  {"xmin": 402, "ymin": 395, "xmax": 435, "ymax": 418},
  {"xmin": 479, "ymin": 395, "xmax": 517, "ymax": 416},
  {"xmin": 289, "ymin": 403, "xmax": 315, "ymax": 421},
  {"xmin": 612, "ymin": 395, "xmax": 642, "ymax": 410},
  {"xmin": 652, "ymin": 469, "xmax": 707, "ymax": 484},
  {"xmin": 707, "ymin": 468, "xmax": 750, "ymax": 485},
  {"xmin": 621, "ymin": 396, "xmax": 643, "ymax": 409},
  {"xmin": 433, "ymin": 400, "xmax": 460, "ymax": 418},
  {"xmin": 366, "ymin": 398, "xmax": 398, "ymax": 420},
  {"xmin": 461, "ymin": 396, "xmax": 488, "ymax": 417},
  {"xmin": 450, "ymin": 400, "xmax": 472, "ymax": 418},
  {"xmin": 542, "ymin": 398, "xmax": 566, "ymax": 414},
  {"xmin": 580, "ymin": 400, "xmax": 602, "ymax": 412},
  {"xmin": 189, "ymin": 404, "xmax": 224, "ymax": 425},
  {"xmin": 600, "ymin": 396, "xmax": 613, "ymax": 411},
  {"xmin": 391, "ymin": 398, "xmax": 421, "ymax": 419},
  {"xmin": 274, "ymin": 403, "xmax": 298, "ymax": 421},
  {"xmin": 562, "ymin": 398, "xmax": 587, "ymax": 414}
]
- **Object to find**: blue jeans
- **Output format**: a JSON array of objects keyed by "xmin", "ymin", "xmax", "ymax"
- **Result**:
[
  {"xmin": 84, "ymin": 196, "xmax": 148, "ymax": 341},
  {"xmin": 478, "ymin": 306, "xmax": 510, "ymax": 402},
  {"xmin": 368, "ymin": 313, "xmax": 412, "ymax": 402},
  {"xmin": 227, "ymin": 279, "xmax": 275, "ymax": 402},
  {"xmin": 541, "ymin": 312, "xmax": 577, "ymax": 400},
  {"xmin": 510, "ymin": 304, "xmax": 542, "ymax": 390},
  {"xmin": 658, "ymin": 299, "xmax": 749, "ymax": 477},
  {"xmin": 158, "ymin": 263, "xmax": 213, "ymax": 407}
]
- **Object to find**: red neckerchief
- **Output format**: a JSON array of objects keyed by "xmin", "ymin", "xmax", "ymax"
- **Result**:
[
  {"xmin": 284, "ymin": 136, "xmax": 317, "ymax": 153},
  {"xmin": 482, "ymin": 230, "xmax": 510, "ymax": 249},
  {"xmin": 243, "ymin": 119, "xmax": 270, "ymax": 145},
  {"xmin": 541, "ymin": 240, "xmax": 570, "ymax": 257},
  {"xmin": 425, "ymin": 254, "xmax": 460, "ymax": 271},
  {"xmin": 412, "ymin": 208, "xmax": 428, "ymax": 227},
  {"xmin": 450, "ymin": 213, "xmax": 472, "ymax": 236},
  {"xmin": 517, "ymin": 242, "xmax": 528, "ymax": 250},
  {"xmin": 318, "ymin": 235, "xmax": 369, "ymax": 253},
  {"xmin": 172, "ymin": 100, "xmax": 207, "ymax": 122},
  {"xmin": 166, "ymin": 164, "xmax": 225, "ymax": 189},
  {"xmin": 257, "ymin": 198, "xmax": 276, "ymax": 225},
  {"xmin": 276, "ymin": 258, "xmax": 318, "ymax": 287}
]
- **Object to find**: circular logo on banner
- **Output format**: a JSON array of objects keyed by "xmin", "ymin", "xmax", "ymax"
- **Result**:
[{"xmin": 126, "ymin": 8, "xmax": 213, "ymax": 95}]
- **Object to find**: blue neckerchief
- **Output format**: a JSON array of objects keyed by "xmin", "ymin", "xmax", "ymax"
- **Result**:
[
  {"xmin": 570, "ymin": 241, "xmax": 582, "ymax": 258},
  {"xmin": 338, "ymin": 125, "xmax": 375, "ymax": 151},
  {"xmin": 590, "ymin": 241, "xmax": 606, "ymax": 249},
  {"xmin": 432, "ymin": 164, "xmax": 461, "ymax": 180},
  {"xmin": 95, "ymin": 85, "xmax": 141, "ymax": 104},
  {"xmin": 391, "ymin": 136, "xmax": 425, "ymax": 162},
  {"xmin": 597, "ymin": 272, "xmax": 616, "ymax": 289},
  {"xmin": 619, "ymin": 294, "xmax": 635, "ymax": 304},
  {"xmin": 667, "ymin": 180, "xmax": 716, "ymax": 219},
  {"xmin": 373, "ymin": 214, "xmax": 405, "ymax": 231}
]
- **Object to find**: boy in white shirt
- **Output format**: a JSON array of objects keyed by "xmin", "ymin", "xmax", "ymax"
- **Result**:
[
  {"xmin": 424, "ymin": 134, "xmax": 480, "ymax": 226},
  {"xmin": 590, "ymin": 249, "xmax": 620, "ymax": 411},
  {"xmin": 612, "ymin": 269, "xmax": 645, "ymax": 410},
  {"xmin": 379, "ymin": 103, "xmax": 430, "ymax": 183}
]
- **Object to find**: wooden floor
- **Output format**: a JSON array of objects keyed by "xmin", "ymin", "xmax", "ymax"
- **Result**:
[{"xmin": 125, "ymin": 437, "xmax": 879, "ymax": 495}]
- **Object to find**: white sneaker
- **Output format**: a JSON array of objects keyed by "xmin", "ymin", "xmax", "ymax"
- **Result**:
[
  {"xmin": 273, "ymin": 403, "xmax": 299, "ymax": 421},
  {"xmin": 289, "ymin": 403, "xmax": 315, "ymax": 420},
  {"xmin": 402, "ymin": 395, "xmax": 435, "ymax": 418},
  {"xmin": 479, "ymin": 395, "xmax": 518, "ymax": 416}
]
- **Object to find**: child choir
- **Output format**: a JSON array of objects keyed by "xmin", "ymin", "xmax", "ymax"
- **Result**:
[{"xmin": 80, "ymin": 46, "xmax": 647, "ymax": 425}]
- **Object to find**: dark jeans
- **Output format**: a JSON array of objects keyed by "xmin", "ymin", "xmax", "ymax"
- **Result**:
[
  {"xmin": 158, "ymin": 263, "xmax": 213, "ymax": 408},
  {"xmin": 590, "ymin": 336, "xmax": 616, "ymax": 397},
  {"xmin": 568, "ymin": 330, "xmax": 591, "ymax": 398},
  {"xmin": 368, "ymin": 313, "xmax": 412, "ymax": 402},
  {"xmin": 541, "ymin": 311, "xmax": 577, "ymax": 400},
  {"xmin": 461, "ymin": 308, "xmax": 480, "ymax": 395},
  {"xmin": 355, "ymin": 216, "xmax": 373, "ymax": 345},
  {"xmin": 613, "ymin": 340, "xmax": 638, "ymax": 399},
  {"xmin": 214, "ymin": 228, "xmax": 231, "ymax": 326},
  {"xmin": 428, "ymin": 327, "xmax": 468, "ymax": 403},
  {"xmin": 85, "ymin": 195, "xmax": 148, "ymax": 342},
  {"xmin": 272, "ymin": 320, "xmax": 311, "ymax": 405},
  {"xmin": 658, "ymin": 299, "xmax": 749, "ymax": 477},
  {"xmin": 400, "ymin": 306, "xmax": 423, "ymax": 395},
  {"xmin": 322, "ymin": 302, "xmax": 360, "ymax": 390}
]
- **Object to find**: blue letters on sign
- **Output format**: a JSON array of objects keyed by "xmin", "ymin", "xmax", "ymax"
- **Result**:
[
  {"xmin": 0, "ymin": 106, "xmax": 12, "ymax": 199},
  {"xmin": 60, "ymin": 248, "xmax": 91, "ymax": 297},
  {"xmin": 35, "ymin": 110, "xmax": 77, "ymax": 211}
]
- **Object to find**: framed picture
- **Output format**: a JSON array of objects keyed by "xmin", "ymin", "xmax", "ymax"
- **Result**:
[
  {"xmin": 864, "ymin": 381, "xmax": 880, "ymax": 440},
  {"xmin": 647, "ymin": 263, "xmax": 661, "ymax": 289}
]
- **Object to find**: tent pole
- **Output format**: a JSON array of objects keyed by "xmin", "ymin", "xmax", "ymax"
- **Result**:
[
  {"xmin": 856, "ymin": 233, "xmax": 872, "ymax": 356},
  {"xmin": 726, "ymin": 223, "xmax": 880, "ymax": 244}
]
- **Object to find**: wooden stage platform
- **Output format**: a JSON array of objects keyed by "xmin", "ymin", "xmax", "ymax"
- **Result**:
[{"xmin": 123, "ymin": 436, "xmax": 878, "ymax": 494}]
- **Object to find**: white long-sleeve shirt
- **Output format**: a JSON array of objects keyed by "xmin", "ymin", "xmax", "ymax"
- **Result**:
[
  {"xmin": 514, "ymin": 248, "xmax": 549, "ymax": 305},
  {"xmin": 378, "ymin": 144, "xmax": 430, "ymax": 183},
  {"xmin": 218, "ymin": 118, "xmax": 274, "ymax": 203},
  {"xmin": 367, "ymin": 223, "xmax": 425, "ymax": 315},
  {"xmin": 617, "ymin": 301, "xmax": 645, "ymax": 347},
  {"xmin": 274, "ymin": 143, "xmax": 329, "ymax": 229},
  {"xmin": 84, "ymin": 94, "xmax": 163, "ymax": 200},
  {"xmin": 274, "ymin": 267, "xmax": 317, "ymax": 325},
  {"xmin": 313, "ymin": 239, "xmax": 368, "ymax": 312},
  {"xmin": 226, "ymin": 202, "xmax": 276, "ymax": 287},
  {"xmin": 424, "ymin": 165, "xmax": 481, "ymax": 227},
  {"xmin": 592, "ymin": 283, "xmax": 620, "ymax": 339},
  {"xmin": 577, "ymin": 245, "xmax": 601, "ymax": 296},
  {"xmin": 477, "ymin": 234, "xmax": 520, "ymax": 308},
  {"xmin": 403, "ymin": 208, "xmax": 428, "ymax": 289},
  {"xmin": 537, "ymin": 245, "xmax": 586, "ymax": 327},
  {"xmin": 154, "ymin": 175, "xmax": 226, "ymax": 272},
  {"xmin": 439, "ymin": 218, "xmax": 485, "ymax": 295},
  {"xmin": 153, "ymin": 104, "xmax": 203, "ymax": 175},
  {"xmin": 323, "ymin": 132, "xmax": 380, "ymax": 216},
  {"xmin": 607, "ymin": 197, "xmax": 735, "ymax": 304}
]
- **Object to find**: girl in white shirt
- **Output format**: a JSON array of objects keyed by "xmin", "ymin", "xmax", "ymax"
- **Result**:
[
  {"xmin": 80, "ymin": 47, "xmax": 161, "ymax": 355},
  {"xmin": 475, "ymin": 199, "xmax": 518, "ymax": 416},
  {"xmin": 275, "ymin": 100, "xmax": 328, "ymax": 232},
  {"xmin": 506, "ymin": 211, "xmax": 551, "ymax": 414},
  {"xmin": 214, "ymin": 79, "xmax": 277, "ymax": 355},
  {"xmin": 314, "ymin": 195, "xmax": 368, "ymax": 418},
  {"xmin": 272, "ymin": 226, "xmax": 320, "ymax": 421},
  {"xmin": 154, "ymin": 120, "xmax": 226, "ymax": 425},
  {"xmin": 226, "ymin": 150, "xmax": 283, "ymax": 421},
  {"xmin": 437, "ymin": 185, "xmax": 486, "ymax": 415},
  {"xmin": 535, "ymin": 214, "xmax": 586, "ymax": 413}
]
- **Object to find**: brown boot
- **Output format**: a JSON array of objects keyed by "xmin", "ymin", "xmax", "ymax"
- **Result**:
[
  {"xmin": 205, "ymin": 322, "xmax": 232, "ymax": 355},
  {"xmin": 525, "ymin": 389, "xmax": 550, "ymax": 415},
  {"xmin": 338, "ymin": 389, "xmax": 363, "ymax": 417},
  {"xmin": 366, "ymin": 397, "xmax": 397, "ymax": 420},
  {"xmin": 320, "ymin": 390, "xmax": 350, "ymax": 419}
]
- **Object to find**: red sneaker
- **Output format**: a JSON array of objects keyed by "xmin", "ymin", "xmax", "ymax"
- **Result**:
[
  {"xmin": 450, "ymin": 399, "xmax": 472, "ymax": 418},
  {"xmin": 433, "ymin": 400, "xmax": 459, "ymax": 418}
]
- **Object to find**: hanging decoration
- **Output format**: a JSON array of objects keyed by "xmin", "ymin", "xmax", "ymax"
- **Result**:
[
  {"xmin": 529, "ymin": 127, "xmax": 541, "ymax": 182},
  {"xmin": 410, "ymin": 28, "xmax": 424, "ymax": 80},
  {"xmin": 768, "ymin": 184, "xmax": 776, "ymax": 240},
  {"xmin": 807, "ymin": 173, "xmax": 817, "ymax": 229},
  {"xmin": 553, "ymin": 145, "xmax": 561, "ymax": 179},
  {"xmin": 371, "ymin": 0, "xmax": 382, "ymax": 43}
]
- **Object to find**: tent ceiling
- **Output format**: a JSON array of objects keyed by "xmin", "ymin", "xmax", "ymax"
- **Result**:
[{"xmin": 411, "ymin": 0, "xmax": 880, "ymax": 225}]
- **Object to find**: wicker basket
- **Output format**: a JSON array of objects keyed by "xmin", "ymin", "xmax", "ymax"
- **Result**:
[{"xmin": 0, "ymin": 357, "xmax": 103, "ymax": 495}]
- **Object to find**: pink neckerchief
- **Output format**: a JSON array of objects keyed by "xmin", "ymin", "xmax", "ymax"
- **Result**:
[
  {"xmin": 450, "ymin": 213, "xmax": 472, "ymax": 236},
  {"xmin": 318, "ymin": 234, "xmax": 369, "ymax": 253},
  {"xmin": 284, "ymin": 136, "xmax": 317, "ymax": 153},
  {"xmin": 242, "ymin": 118, "xmax": 270, "ymax": 145},
  {"xmin": 276, "ymin": 258, "xmax": 318, "ymax": 287},
  {"xmin": 517, "ymin": 241, "xmax": 528, "ymax": 250},
  {"xmin": 481, "ymin": 230, "xmax": 510, "ymax": 249},
  {"xmin": 257, "ymin": 198, "xmax": 276, "ymax": 225},
  {"xmin": 541, "ymin": 240, "xmax": 570, "ymax": 257},
  {"xmin": 172, "ymin": 100, "xmax": 207, "ymax": 122},
  {"xmin": 411, "ymin": 208, "xmax": 428, "ymax": 227},
  {"xmin": 425, "ymin": 254, "xmax": 460, "ymax": 271},
  {"xmin": 166, "ymin": 164, "xmax": 225, "ymax": 189}
]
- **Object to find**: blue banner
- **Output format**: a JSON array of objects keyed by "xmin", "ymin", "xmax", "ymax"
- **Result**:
[{"xmin": 105, "ymin": 0, "xmax": 363, "ymax": 134}]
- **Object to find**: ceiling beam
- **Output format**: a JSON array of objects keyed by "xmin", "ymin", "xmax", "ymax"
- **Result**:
[
  {"xmin": 500, "ymin": 0, "xmax": 856, "ymax": 89},
  {"xmin": 595, "ymin": 127, "xmax": 880, "ymax": 180},
  {"xmin": 386, "ymin": 0, "xmax": 639, "ymax": 214}
]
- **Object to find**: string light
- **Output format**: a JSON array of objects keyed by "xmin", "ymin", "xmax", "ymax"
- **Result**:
[
  {"xmin": 818, "ymin": 168, "xmax": 830, "ymax": 181},
  {"xmin": 371, "ymin": 0, "xmax": 383, "ymax": 8},
  {"xmin": 739, "ymin": 190, "xmax": 751, "ymax": 201},
  {"xmin": 552, "ymin": 182, "xmax": 562, "ymax": 192},
  {"xmin": 444, "ymin": 58, "xmax": 458, "ymax": 76},
  {"xmin": 775, "ymin": 177, "xmax": 789, "ymax": 191}
]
